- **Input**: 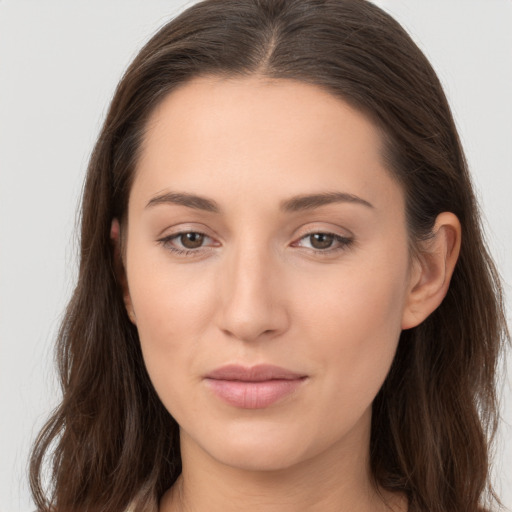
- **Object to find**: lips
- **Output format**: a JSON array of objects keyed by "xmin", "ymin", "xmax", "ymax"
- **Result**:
[{"xmin": 204, "ymin": 364, "xmax": 307, "ymax": 409}]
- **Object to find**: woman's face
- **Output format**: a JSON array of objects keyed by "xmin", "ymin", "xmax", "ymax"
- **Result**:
[{"xmin": 121, "ymin": 76, "xmax": 419, "ymax": 471}]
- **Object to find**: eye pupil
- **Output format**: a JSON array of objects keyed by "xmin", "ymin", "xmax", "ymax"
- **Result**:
[
  {"xmin": 310, "ymin": 233, "xmax": 334, "ymax": 249},
  {"xmin": 181, "ymin": 232, "xmax": 204, "ymax": 249}
]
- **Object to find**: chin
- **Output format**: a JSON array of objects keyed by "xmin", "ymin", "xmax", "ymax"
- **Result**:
[
  {"xmin": 184, "ymin": 417, "xmax": 334, "ymax": 474},
  {"xmin": 209, "ymin": 438, "xmax": 309, "ymax": 472}
]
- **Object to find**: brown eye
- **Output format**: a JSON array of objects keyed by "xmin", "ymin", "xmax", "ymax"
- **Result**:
[
  {"xmin": 158, "ymin": 230, "xmax": 217, "ymax": 256},
  {"xmin": 309, "ymin": 233, "xmax": 335, "ymax": 249},
  {"xmin": 293, "ymin": 231, "xmax": 353, "ymax": 255},
  {"xmin": 180, "ymin": 232, "xmax": 205, "ymax": 249}
]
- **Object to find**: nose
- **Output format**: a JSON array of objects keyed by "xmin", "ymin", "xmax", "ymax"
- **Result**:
[{"xmin": 216, "ymin": 242, "xmax": 289, "ymax": 343}]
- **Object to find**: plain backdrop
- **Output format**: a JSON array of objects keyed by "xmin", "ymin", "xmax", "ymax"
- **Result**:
[{"xmin": 0, "ymin": 1, "xmax": 511, "ymax": 511}]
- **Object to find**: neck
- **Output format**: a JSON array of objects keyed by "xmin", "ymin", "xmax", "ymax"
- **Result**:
[{"xmin": 159, "ymin": 412, "xmax": 406, "ymax": 512}]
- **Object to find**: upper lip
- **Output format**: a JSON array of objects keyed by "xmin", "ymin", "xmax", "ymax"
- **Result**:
[{"xmin": 204, "ymin": 364, "xmax": 306, "ymax": 382}]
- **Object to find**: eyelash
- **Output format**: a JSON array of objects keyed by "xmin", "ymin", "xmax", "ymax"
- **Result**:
[{"xmin": 157, "ymin": 230, "xmax": 353, "ymax": 257}]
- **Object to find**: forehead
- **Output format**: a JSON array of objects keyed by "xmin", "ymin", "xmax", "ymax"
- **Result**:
[
  {"xmin": 141, "ymin": 75, "xmax": 385, "ymax": 159},
  {"xmin": 132, "ymin": 75, "xmax": 402, "ymax": 215}
]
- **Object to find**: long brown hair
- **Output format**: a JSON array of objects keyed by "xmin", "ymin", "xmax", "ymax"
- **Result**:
[{"xmin": 29, "ymin": 1, "xmax": 509, "ymax": 511}]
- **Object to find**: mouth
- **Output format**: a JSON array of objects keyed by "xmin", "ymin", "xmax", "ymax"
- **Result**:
[{"xmin": 203, "ymin": 364, "xmax": 308, "ymax": 409}]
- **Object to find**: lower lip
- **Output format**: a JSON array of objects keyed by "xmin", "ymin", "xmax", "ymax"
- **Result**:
[{"xmin": 205, "ymin": 378, "xmax": 306, "ymax": 409}]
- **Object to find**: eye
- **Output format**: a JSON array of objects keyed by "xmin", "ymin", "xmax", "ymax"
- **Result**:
[
  {"xmin": 157, "ymin": 231, "xmax": 216, "ymax": 256},
  {"xmin": 294, "ymin": 232, "xmax": 353, "ymax": 254},
  {"xmin": 157, "ymin": 229, "xmax": 353, "ymax": 258}
]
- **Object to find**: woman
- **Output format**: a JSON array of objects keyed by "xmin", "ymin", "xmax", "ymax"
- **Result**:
[{"xmin": 29, "ymin": 0, "xmax": 509, "ymax": 511}]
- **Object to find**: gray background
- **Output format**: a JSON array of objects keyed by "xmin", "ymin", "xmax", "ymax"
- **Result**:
[{"xmin": 1, "ymin": 1, "xmax": 511, "ymax": 510}]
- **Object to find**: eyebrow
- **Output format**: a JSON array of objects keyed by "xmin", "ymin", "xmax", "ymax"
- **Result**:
[{"xmin": 145, "ymin": 191, "xmax": 374, "ymax": 213}]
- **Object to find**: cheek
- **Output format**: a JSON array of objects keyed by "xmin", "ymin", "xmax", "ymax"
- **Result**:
[
  {"xmin": 293, "ymin": 250, "xmax": 409, "ymax": 415},
  {"xmin": 128, "ymin": 276, "xmax": 214, "ymax": 426},
  {"xmin": 124, "ymin": 247, "xmax": 216, "ymax": 397}
]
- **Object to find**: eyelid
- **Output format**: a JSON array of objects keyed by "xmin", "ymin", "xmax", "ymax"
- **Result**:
[
  {"xmin": 155, "ymin": 221, "xmax": 214, "ymax": 239},
  {"xmin": 293, "ymin": 222, "xmax": 353, "ymax": 242}
]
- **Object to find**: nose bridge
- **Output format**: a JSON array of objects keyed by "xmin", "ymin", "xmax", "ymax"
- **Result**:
[
  {"xmin": 216, "ymin": 234, "xmax": 287, "ymax": 342},
  {"xmin": 230, "ymin": 239, "xmax": 272, "ymax": 299}
]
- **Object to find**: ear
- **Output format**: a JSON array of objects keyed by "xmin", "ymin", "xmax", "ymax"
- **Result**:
[
  {"xmin": 110, "ymin": 218, "xmax": 137, "ymax": 325},
  {"xmin": 401, "ymin": 212, "xmax": 461, "ymax": 330}
]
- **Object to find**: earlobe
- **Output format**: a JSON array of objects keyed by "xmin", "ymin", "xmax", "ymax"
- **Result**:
[
  {"xmin": 401, "ymin": 212, "xmax": 461, "ymax": 330},
  {"xmin": 110, "ymin": 218, "xmax": 137, "ymax": 325}
]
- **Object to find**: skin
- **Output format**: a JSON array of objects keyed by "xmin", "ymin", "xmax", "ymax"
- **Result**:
[{"xmin": 112, "ymin": 76, "xmax": 461, "ymax": 512}]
